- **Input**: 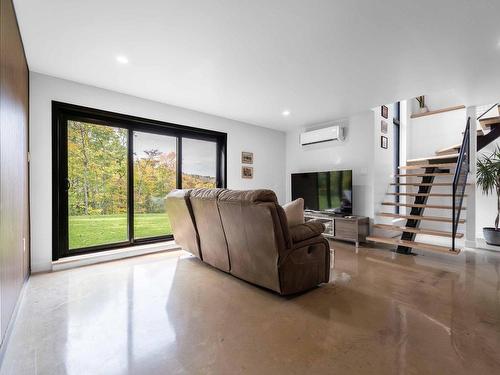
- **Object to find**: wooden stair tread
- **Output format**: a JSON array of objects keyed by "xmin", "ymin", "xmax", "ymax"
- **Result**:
[
  {"xmin": 381, "ymin": 202, "xmax": 466, "ymax": 210},
  {"xmin": 372, "ymin": 224, "xmax": 464, "ymax": 238},
  {"xmin": 387, "ymin": 192, "xmax": 467, "ymax": 197},
  {"xmin": 435, "ymin": 144, "xmax": 461, "ymax": 155},
  {"xmin": 390, "ymin": 182, "xmax": 471, "ymax": 186},
  {"xmin": 377, "ymin": 212, "xmax": 465, "ymax": 223},
  {"xmin": 479, "ymin": 117, "xmax": 500, "ymax": 128},
  {"xmin": 396, "ymin": 173, "xmax": 454, "ymax": 177},
  {"xmin": 399, "ymin": 163, "xmax": 456, "ymax": 170},
  {"xmin": 367, "ymin": 236, "xmax": 460, "ymax": 254},
  {"xmin": 436, "ymin": 143, "xmax": 462, "ymax": 155},
  {"xmin": 478, "ymin": 105, "xmax": 500, "ymax": 131},
  {"xmin": 407, "ymin": 153, "xmax": 459, "ymax": 165}
]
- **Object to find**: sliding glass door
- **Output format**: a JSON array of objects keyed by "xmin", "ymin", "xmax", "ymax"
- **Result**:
[
  {"xmin": 53, "ymin": 102, "xmax": 226, "ymax": 260},
  {"xmin": 181, "ymin": 137, "xmax": 218, "ymax": 189},
  {"xmin": 67, "ymin": 121, "xmax": 129, "ymax": 249},
  {"xmin": 133, "ymin": 131, "xmax": 177, "ymax": 239}
]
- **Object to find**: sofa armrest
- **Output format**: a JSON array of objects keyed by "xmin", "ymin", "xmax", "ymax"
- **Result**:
[
  {"xmin": 277, "ymin": 236, "xmax": 331, "ymax": 294},
  {"xmin": 289, "ymin": 221, "xmax": 325, "ymax": 244}
]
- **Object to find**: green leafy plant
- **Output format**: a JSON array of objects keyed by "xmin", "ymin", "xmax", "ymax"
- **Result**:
[{"xmin": 477, "ymin": 146, "xmax": 500, "ymax": 230}]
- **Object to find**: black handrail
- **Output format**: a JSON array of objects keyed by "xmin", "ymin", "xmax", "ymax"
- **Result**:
[{"xmin": 452, "ymin": 117, "xmax": 470, "ymax": 251}]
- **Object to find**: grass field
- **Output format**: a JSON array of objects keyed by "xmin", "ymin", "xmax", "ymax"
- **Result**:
[{"xmin": 69, "ymin": 213, "xmax": 172, "ymax": 249}]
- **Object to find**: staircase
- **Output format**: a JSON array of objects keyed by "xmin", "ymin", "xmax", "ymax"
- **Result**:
[
  {"xmin": 367, "ymin": 160, "xmax": 465, "ymax": 254},
  {"xmin": 368, "ymin": 111, "xmax": 500, "ymax": 256}
]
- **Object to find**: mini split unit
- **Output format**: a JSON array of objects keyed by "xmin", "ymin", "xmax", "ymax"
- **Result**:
[{"xmin": 300, "ymin": 125, "xmax": 344, "ymax": 146}]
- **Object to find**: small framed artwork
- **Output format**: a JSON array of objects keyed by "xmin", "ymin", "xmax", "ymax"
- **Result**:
[
  {"xmin": 381, "ymin": 136, "xmax": 388, "ymax": 149},
  {"xmin": 241, "ymin": 151, "xmax": 253, "ymax": 164},
  {"xmin": 381, "ymin": 105, "xmax": 388, "ymax": 119},
  {"xmin": 381, "ymin": 120, "xmax": 388, "ymax": 134},
  {"xmin": 242, "ymin": 166, "xmax": 253, "ymax": 179}
]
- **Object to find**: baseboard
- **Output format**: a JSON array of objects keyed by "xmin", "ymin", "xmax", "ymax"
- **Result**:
[
  {"xmin": 0, "ymin": 276, "xmax": 29, "ymax": 370},
  {"xmin": 465, "ymin": 239, "xmax": 477, "ymax": 248},
  {"xmin": 51, "ymin": 240, "xmax": 181, "ymax": 271},
  {"xmin": 475, "ymin": 238, "xmax": 500, "ymax": 252}
]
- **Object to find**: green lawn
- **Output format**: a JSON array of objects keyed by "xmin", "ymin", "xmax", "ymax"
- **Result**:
[{"xmin": 69, "ymin": 213, "xmax": 172, "ymax": 250}]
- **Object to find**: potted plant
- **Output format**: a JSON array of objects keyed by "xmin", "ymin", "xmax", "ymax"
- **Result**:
[
  {"xmin": 416, "ymin": 95, "xmax": 429, "ymax": 114},
  {"xmin": 477, "ymin": 146, "xmax": 500, "ymax": 245}
]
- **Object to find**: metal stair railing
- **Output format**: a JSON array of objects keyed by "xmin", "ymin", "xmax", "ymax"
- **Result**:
[{"xmin": 452, "ymin": 117, "xmax": 470, "ymax": 252}]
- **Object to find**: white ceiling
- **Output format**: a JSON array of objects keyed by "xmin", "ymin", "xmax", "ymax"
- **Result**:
[{"xmin": 14, "ymin": 0, "xmax": 500, "ymax": 131}]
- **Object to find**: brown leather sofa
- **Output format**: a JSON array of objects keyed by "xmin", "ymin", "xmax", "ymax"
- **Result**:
[{"xmin": 166, "ymin": 188, "xmax": 331, "ymax": 295}]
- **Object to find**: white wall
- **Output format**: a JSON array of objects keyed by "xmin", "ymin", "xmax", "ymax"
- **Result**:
[
  {"xmin": 407, "ymin": 108, "xmax": 468, "ymax": 237},
  {"xmin": 371, "ymin": 105, "xmax": 396, "ymax": 233},
  {"xmin": 30, "ymin": 72, "xmax": 286, "ymax": 272},
  {"xmin": 407, "ymin": 108, "xmax": 466, "ymax": 160},
  {"xmin": 285, "ymin": 111, "xmax": 375, "ymax": 217}
]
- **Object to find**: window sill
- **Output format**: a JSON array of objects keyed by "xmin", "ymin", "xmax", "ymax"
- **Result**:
[{"xmin": 52, "ymin": 240, "xmax": 181, "ymax": 271}]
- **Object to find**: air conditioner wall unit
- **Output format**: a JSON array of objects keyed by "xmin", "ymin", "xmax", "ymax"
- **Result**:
[{"xmin": 299, "ymin": 125, "xmax": 344, "ymax": 146}]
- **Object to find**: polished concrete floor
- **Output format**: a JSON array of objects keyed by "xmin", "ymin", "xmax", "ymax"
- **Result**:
[{"xmin": 1, "ymin": 242, "xmax": 499, "ymax": 375}]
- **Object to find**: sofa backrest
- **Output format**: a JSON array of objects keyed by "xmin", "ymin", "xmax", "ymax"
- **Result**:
[
  {"xmin": 165, "ymin": 189, "xmax": 201, "ymax": 258},
  {"xmin": 217, "ymin": 190, "xmax": 290, "ymax": 291},
  {"xmin": 189, "ymin": 188, "xmax": 230, "ymax": 272}
]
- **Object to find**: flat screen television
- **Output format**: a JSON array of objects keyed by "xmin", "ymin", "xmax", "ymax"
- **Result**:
[{"xmin": 291, "ymin": 170, "xmax": 352, "ymax": 215}]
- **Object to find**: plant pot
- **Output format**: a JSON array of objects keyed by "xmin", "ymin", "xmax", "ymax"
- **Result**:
[{"xmin": 483, "ymin": 227, "xmax": 500, "ymax": 246}]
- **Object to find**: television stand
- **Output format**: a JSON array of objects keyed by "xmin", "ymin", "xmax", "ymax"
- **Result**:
[{"xmin": 304, "ymin": 211, "xmax": 369, "ymax": 247}]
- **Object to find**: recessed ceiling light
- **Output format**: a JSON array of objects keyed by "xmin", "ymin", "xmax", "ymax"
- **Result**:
[
  {"xmin": 116, "ymin": 55, "xmax": 129, "ymax": 64},
  {"xmin": 282, "ymin": 110, "xmax": 291, "ymax": 117}
]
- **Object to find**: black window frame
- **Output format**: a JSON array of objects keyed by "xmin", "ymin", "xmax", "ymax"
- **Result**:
[
  {"xmin": 52, "ymin": 101, "xmax": 227, "ymax": 260},
  {"xmin": 393, "ymin": 102, "xmax": 401, "ymax": 214}
]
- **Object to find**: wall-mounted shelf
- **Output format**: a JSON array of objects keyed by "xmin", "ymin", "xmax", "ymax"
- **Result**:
[{"xmin": 410, "ymin": 105, "xmax": 465, "ymax": 119}]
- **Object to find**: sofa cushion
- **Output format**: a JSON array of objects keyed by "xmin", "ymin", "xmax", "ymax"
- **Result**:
[
  {"xmin": 165, "ymin": 189, "xmax": 201, "ymax": 258},
  {"xmin": 282, "ymin": 198, "xmax": 305, "ymax": 227},
  {"xmin": 217, "ymin": 189, "xmax": 278, "ymax": 204},
  {"xmin": 190, "ymin": 188, "xmax": 230, "ymax": 272}
]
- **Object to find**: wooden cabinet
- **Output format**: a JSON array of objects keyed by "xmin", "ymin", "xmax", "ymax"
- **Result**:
[
  {"xmin": 0, "ymin": 0, "xmax": 30, "ymax": 346},
  {"xmin": 304, "ymin": 212, "xmax": 369, "ymax": 247}
]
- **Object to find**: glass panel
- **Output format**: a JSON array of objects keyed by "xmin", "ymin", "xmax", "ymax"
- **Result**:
[
  {"xmin": 67, "ymin": 121, "xmax": 128, "ymax": 249},
  {"xmin": 133, "ymin": 131, "xmax": 177, "ymax": 238},
  {"xmin": 181, "ymin": 138, "xmax": 217, "ymax": 189}
]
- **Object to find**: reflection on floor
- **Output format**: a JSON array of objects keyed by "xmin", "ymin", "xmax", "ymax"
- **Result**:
[{"xmin": 1, "ymin": 241, "xmax": 499, "ymax": 374}]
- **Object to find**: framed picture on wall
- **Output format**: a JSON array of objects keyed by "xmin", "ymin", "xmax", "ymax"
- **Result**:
[
  {"xmin": 381, "ymin": 105, "xmax": 388, "ymax": 119},
  {"xmin": 242, "ymin": 166, "xmax": 253, "ymax": 179},
  {"xmin": 381, "ymin": 120, "xmax": 388, "ymax": 134},
  {"xmin": 241, "ymin": 151, "xmax": 253, "ymax": 164},
  {"xmin": 381, "ymin": 136, "xmax": 388, "ymax": 149}
]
